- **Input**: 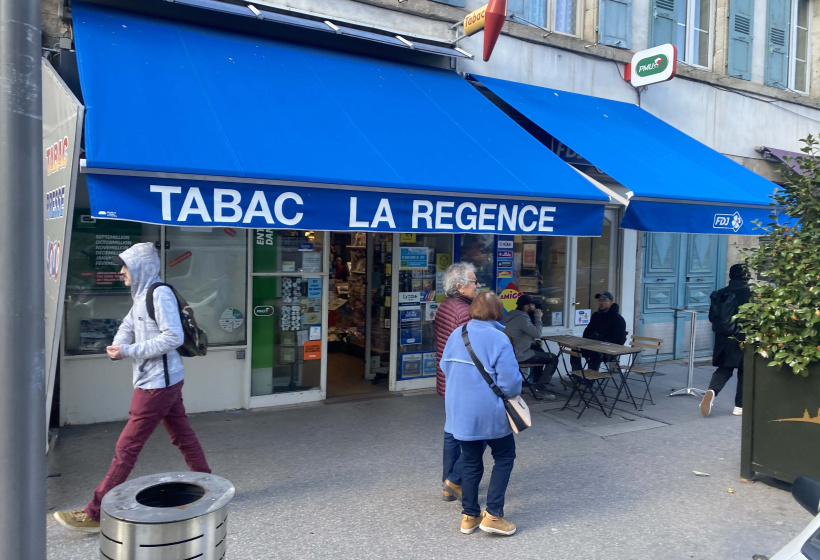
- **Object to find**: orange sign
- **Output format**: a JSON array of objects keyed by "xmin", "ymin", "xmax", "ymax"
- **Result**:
[
  {"xmin": 303, "ymin": 341, "xmax": 321, "ymax": 361},
  {"xmin": 464, "ymin": 4, "xmax": 487, "ymax": 36},
  {"xmin": 498, "ymin": 282, "xmax": 522, "ymax": 313}
]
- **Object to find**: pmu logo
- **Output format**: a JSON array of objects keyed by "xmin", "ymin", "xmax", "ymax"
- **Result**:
[
  {"xmin": 46, "ymin": 238, "xmax": 61, "ymax": 281},
  {"xmin": 713, "ymin": 212, "xmax": 743, "ymax": 232}
]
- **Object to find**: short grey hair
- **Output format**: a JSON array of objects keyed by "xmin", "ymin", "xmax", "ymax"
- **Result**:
[{"xmin": 443, "ymin": 262, "xmax": 477, "ymax": 297}]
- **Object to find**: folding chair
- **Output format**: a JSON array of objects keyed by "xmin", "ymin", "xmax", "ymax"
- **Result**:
[
  {"xmin": 558, "ymin": 347, "xmax": 612, "ymax": 418},
  {"xmin": 518, "ymin": 361, "xmax": 544, "ymax": 400},
  {"xmin": 625, "ymin": 335, "xmax": 663, "ymax": 410}
]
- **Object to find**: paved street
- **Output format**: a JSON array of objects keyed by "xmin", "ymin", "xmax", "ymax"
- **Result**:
[{"xmin": 47, "ymin": 360, "xmax": 812, "ymax": 559}]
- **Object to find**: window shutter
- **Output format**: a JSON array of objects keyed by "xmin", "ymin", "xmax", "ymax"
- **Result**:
[
  {"xmin": 764, "ymin": 0, "xmax": 790, "ymax": 88},
  {"xmin": 649, "ymin": 0, "xmax": 677, "ymax": 47},
  {"xmin": 727, "ymin": 0, "xmax": 754, "ymax": 80},
  {"xmin": 599, "ymin": 0, "xmax": 632, "ymax": 48},
  {"xmin": 431, "ymin": 0, "xmax": 466, "ymax": 7}
]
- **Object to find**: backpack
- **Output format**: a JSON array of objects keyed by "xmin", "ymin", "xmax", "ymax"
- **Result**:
[
  {"xmin": 146, "ymin": 282, "xmax": 208, "ymax": 357},
  {"xmin": 709, "ymin": 288, "xmax": 738, "ymax": 335}
]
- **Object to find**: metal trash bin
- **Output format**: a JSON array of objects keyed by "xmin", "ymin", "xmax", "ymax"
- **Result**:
[{"xmin": 99, "ymin": 472, "xmax": 235, "ymax": 560}]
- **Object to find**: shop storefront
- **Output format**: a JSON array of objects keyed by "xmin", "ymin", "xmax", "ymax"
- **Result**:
[{"xmin": 58, "ymin": 1, "xmax": 617, "ymax": 423}]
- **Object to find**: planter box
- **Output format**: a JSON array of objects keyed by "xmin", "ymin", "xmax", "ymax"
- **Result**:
[{"xmin": 741, "ymin": 348, "xmax": 820, "ymax": 483}]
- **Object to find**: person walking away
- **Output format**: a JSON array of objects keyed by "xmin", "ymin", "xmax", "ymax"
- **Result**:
[
  {"xmin": 434, "ymin": 262, "xmax": 479, "ymax": 503},
  {"xmin": 700, "ymin": 264, "xmax": 752, "ymax": 417},
  {"xmin": 54, "ymin": 242, "xmax": 211, "ymax": 533},
  {"xmin": 442, "ymin": 292, "xmax": 521, "ymax": 536},
  {"xmin": 503, "ymin": 295, "xmax": 558, "ymax": 398},
  {"xmin": 570, "ymin": 291, "xmax": 627, "ymax": 372}
]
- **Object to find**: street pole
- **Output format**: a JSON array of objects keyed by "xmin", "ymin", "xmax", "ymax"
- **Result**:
[{"xmin": 0, "ymin": 0, "xmax": 46, "ymax": 558}]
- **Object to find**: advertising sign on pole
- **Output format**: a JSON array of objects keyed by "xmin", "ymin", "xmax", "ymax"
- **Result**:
[{"xmin": 42, "ymin": 58, "xmax": 84, "ymax": 433}]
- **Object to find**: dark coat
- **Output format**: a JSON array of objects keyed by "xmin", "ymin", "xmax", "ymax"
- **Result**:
[
  {"xmin": 434, "ymin": 294, "xmax": 473, "ymax": 397},
  {"xmin": 711, "ymin": 278, "xmax": 752, "ymax": 369},
  {"xmin": 583, "ymin": 303, "xmax": 627, "ymax": 345}
]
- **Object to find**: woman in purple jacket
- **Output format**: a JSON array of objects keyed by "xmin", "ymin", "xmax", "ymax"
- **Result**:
[
  {"xmin": 434, "ymin": 262, "xmax": 479, "ymax": 503},
  {"xmin": 442, "ymin": 292, "xmax": 521, "ymax": 536}
]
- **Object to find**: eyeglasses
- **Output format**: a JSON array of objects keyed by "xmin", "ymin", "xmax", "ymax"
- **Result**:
[{"xmin": 466, "ymin": 279, "xmax": 480, "ymax": 285}]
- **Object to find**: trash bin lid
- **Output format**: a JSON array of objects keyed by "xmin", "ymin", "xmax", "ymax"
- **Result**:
[{"xmin": 101, "ymin": 472, "xmax": 235, "ymax": 524}]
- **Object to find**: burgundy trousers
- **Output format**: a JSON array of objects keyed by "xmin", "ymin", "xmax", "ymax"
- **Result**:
[{"xmin": 84, "ymin": 380, "xmax": 210, "ymax": 521}]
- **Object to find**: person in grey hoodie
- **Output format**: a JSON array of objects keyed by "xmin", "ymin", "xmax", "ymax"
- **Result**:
[
  {"xmin": 503, "ymin": 295, "xmax": 558, "ymax": 396},
  {"xmin": 54, "ymin": 242, "xmax": 210, "ymax": 533}
]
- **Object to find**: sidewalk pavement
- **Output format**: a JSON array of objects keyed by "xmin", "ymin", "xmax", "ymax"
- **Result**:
[{"xmin": 47, "ymin": 360, "xmax": 812, "ymax": 560}]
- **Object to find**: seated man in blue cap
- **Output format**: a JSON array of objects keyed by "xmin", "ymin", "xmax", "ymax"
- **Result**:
[
  {"xmin": 503, "ymin": 294, "xmax": 558, "ymax": 398},
  {"xmin": 570, "ymin": 291, "xmax": 627, "ymax": 372}
]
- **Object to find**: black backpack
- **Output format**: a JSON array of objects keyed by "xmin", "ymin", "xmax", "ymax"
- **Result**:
[
  {"xmin": 146, "ymin": 282, "xmax": 208, "ymax": 358},
  {"xmin": 709, "ymin": 288, "xmax": 738, "ymax": 335}
]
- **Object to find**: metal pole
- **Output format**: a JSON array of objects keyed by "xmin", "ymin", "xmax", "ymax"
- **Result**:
[
  {"xmin": 0, "ymin": 0, "xmax": 46, "ymax": 558},
  {"xmin": 670, "ymin": 310, "xmax": 705, "ymax": 398}
]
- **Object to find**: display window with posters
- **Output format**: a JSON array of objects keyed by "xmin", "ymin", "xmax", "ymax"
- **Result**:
[
  {"xmin": 397, "ymin": 234, "xmax": 452, "ymax": 380},
  {"xmin": 250, "ymin": 229, "xmax": 325, "ymax": 396}
]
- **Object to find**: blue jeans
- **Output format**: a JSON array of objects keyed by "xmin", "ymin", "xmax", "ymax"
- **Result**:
[
  {"xmin": 460, "ymin": 434, "xmax": 516, "ymax": 518},
  {"xmin": 443, "ymin": 431, "xmax": 463, "ymax": 485}
]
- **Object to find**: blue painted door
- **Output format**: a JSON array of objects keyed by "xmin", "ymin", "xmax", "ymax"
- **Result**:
[{"xmin": 639, "ymin": 233, "xmax": 726, "ymax": 360}]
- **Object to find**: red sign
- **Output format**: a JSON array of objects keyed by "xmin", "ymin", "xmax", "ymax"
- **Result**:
[
  {"xmin": 483, "ymin": 0, "xmax": 507, "ymax": 62},
  {"xmin": 303, "ymin": 341, "xmax": 321, "ymax": 361},
  {"xmin": 169, "ymin": 251, "xmax": 192, "ymax": 267}
]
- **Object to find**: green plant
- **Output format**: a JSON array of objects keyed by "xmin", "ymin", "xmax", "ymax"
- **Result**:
[{"xmin": 736, "ymin": 135, "xmax": 820, "ymax": 376}]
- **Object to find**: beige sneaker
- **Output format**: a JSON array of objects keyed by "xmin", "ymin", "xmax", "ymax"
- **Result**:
[
  {"xmin": 733, "ymin": 407, "xmax": 743, "ymax": 416},
  {"xmin": 53, "ymin": 509, "xmax": 100, "ymax": 533},
  {"xmin": 460, "ymin": 513, "xmax": 482, "ymax": 534},
  {"xmin": 442, "ymin": 480, "xmax": 462, "ymax": 502},
  {"xmin": 479, "ymin": 512, "xmax": 516, "ymax": 536},
  {"xmin": 700, "ymin": 389, "xmax": 715, "ymax": 417}
]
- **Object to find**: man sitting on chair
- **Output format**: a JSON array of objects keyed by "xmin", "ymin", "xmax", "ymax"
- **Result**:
[
  {"xmin": 503, "ymin": 295, "xmax": 558, "ymax": 398},
  {"xmin": 570, "ymin": 291, "xmax": 627, "ymax": 372}
]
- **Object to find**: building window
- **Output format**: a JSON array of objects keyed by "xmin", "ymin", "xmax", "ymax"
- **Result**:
[
  {"xmin": 509, "ymin": 0, "xmax": 581, "ymax": 36},
  {"xmin": 789, "ymin": 0, "xmax": 810, "ymax": 92},
  {"xmin": 766, "ymin": 0, "xmax": 810, "ymax": 91},
  {"xmin": 650, "ymin": 0, "xmax": 713, "ymax": 68}
]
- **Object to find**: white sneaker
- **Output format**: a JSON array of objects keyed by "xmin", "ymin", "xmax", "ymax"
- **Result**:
[
  {"xmin": 733, "ymin": 407, "xmax": 743, "ymax": 416},
  {"xmin": 700, "ymin": 390, "xmax": 715, "ymax": 417}
]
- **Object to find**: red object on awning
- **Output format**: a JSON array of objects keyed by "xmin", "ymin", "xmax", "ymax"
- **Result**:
[{"xmin": 483, "ymin": 0, "xmax": 507, "ymax": 62}]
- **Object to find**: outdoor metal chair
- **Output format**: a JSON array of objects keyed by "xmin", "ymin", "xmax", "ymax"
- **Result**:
[
  {"xmin": 558, "ymin": 346, "xmax": 611, "ymax": 418},
  {"xmin": 625, "ymin": 335, "xmax": 663, "ymax": 410},
  {"xmin": 518, "ymin": 360, "xmax": 544, "ymax": 400}
]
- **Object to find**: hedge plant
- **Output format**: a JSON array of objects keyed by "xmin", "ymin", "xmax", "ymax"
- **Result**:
[{"xmin": 735, "ymin": 135, "xmax": 820, "ymax": 376}]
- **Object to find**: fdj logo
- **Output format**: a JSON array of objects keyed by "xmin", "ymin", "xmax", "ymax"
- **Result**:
[{"xmin": 713, "ymin": 212, "xmax": 743, "ymax": 232}]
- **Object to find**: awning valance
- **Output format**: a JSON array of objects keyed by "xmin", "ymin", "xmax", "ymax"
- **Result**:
[
  {"xmin": 72, "ymin": 2, "xmax": 609, "ymax": 236},
  {"xmin": 473, "ymin": 75, "xmax": 779, "ymax": 235}
]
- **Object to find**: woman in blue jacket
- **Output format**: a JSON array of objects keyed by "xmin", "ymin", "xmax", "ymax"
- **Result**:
[{"xmin": 441, "ymin": 291, "xmax": 522, "ymax": 536}]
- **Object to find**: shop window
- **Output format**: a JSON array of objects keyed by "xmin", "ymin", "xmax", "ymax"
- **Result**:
[
  {"xmin": 63, "ymin": 211, "xmax": 159, "ymax": 355},
  {"xmin": 514, "ymin": 235, "xmax": 569, "ymax": 327},
  {"xmin": 250, "ymin": 230, "xmax": 325, "ymax": 396},
  {"xmin": 397, "ymin": 234, "xmax": 453, "ymax": 380},
  {"xmin": 165, "ymin": 227, "xmax": 248, "ymax": 346},
  {"xmin": 458, "ymin": 234, "xmax": 495, "ymax": 289}
]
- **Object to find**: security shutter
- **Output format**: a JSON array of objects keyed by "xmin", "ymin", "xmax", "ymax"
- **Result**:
[
  {"xmin": 599, "ymin": 0, "xmax": 633, "ymax": 48},
  {"xmin": 649, "ymin": 0, "xmax": 678, "ymax": 47},
  {"xmin": 508, "ymin": 0, "xmax": 526, "ymax": 19},
  {"xmin": 727, "ymin": 0, "xmax": 754, "ymax": 79},
  {"xmin": 764, "ymin": 0, "xmax": 790, "ymax": 88}
]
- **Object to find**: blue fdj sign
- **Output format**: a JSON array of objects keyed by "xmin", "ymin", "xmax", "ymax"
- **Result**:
[
  {"xmin": 713, "ymin": 212, "xmax": 743, "ymax": 232},
  {"xmin": 85, "ymin": 174, "xmax": 606, "ymax": 237}
]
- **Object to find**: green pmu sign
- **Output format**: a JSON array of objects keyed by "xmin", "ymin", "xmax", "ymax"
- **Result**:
[
  {"xmin": 636, "ymin": 54, "xmax": 668, "ymax": 77},
  {"xmin": 629, "ymin": 44, "xmax": 677, "ymax": 87}
]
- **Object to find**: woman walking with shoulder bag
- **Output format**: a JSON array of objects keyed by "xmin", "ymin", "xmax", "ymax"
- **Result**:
[{"xmin": 441, "ymin": 291, "xmax": 522, "ymax": 536}]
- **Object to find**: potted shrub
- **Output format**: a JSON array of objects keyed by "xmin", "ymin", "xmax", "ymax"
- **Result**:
[{"xmin": 738, "ymin": 135, "xmax": 820, "ymax": 483}]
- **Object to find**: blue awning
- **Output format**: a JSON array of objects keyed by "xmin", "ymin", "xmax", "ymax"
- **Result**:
[
  {"xmin": 71, "ymin": 3, "xmax": 608, "ymax": 236},
  {"xmin": 474, "ymin": 75, "xmax": 779, "ymax": 235}
]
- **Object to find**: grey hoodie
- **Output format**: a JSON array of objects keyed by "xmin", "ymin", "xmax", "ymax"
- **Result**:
[
  {"xmin": 502, "ymin": 309, "xmax": 543, "ymax": 362},
  {"xmin": 112, "ymin": 242, "xmax": 184, "ymax": 389}
]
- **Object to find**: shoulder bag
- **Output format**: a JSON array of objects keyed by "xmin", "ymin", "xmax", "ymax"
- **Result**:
[{"xmin": 461, "ymin": 326, "xmax": 531, "ymax": 434}]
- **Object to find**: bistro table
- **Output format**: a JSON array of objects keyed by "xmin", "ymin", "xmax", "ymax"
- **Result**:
[
  {"xmin": 542, "ymin": 335, "xmax": 642, "ymax": 416},
  {"xmin": 669, "ymin": 308, "xmax": 707, "ymax": 398}
]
